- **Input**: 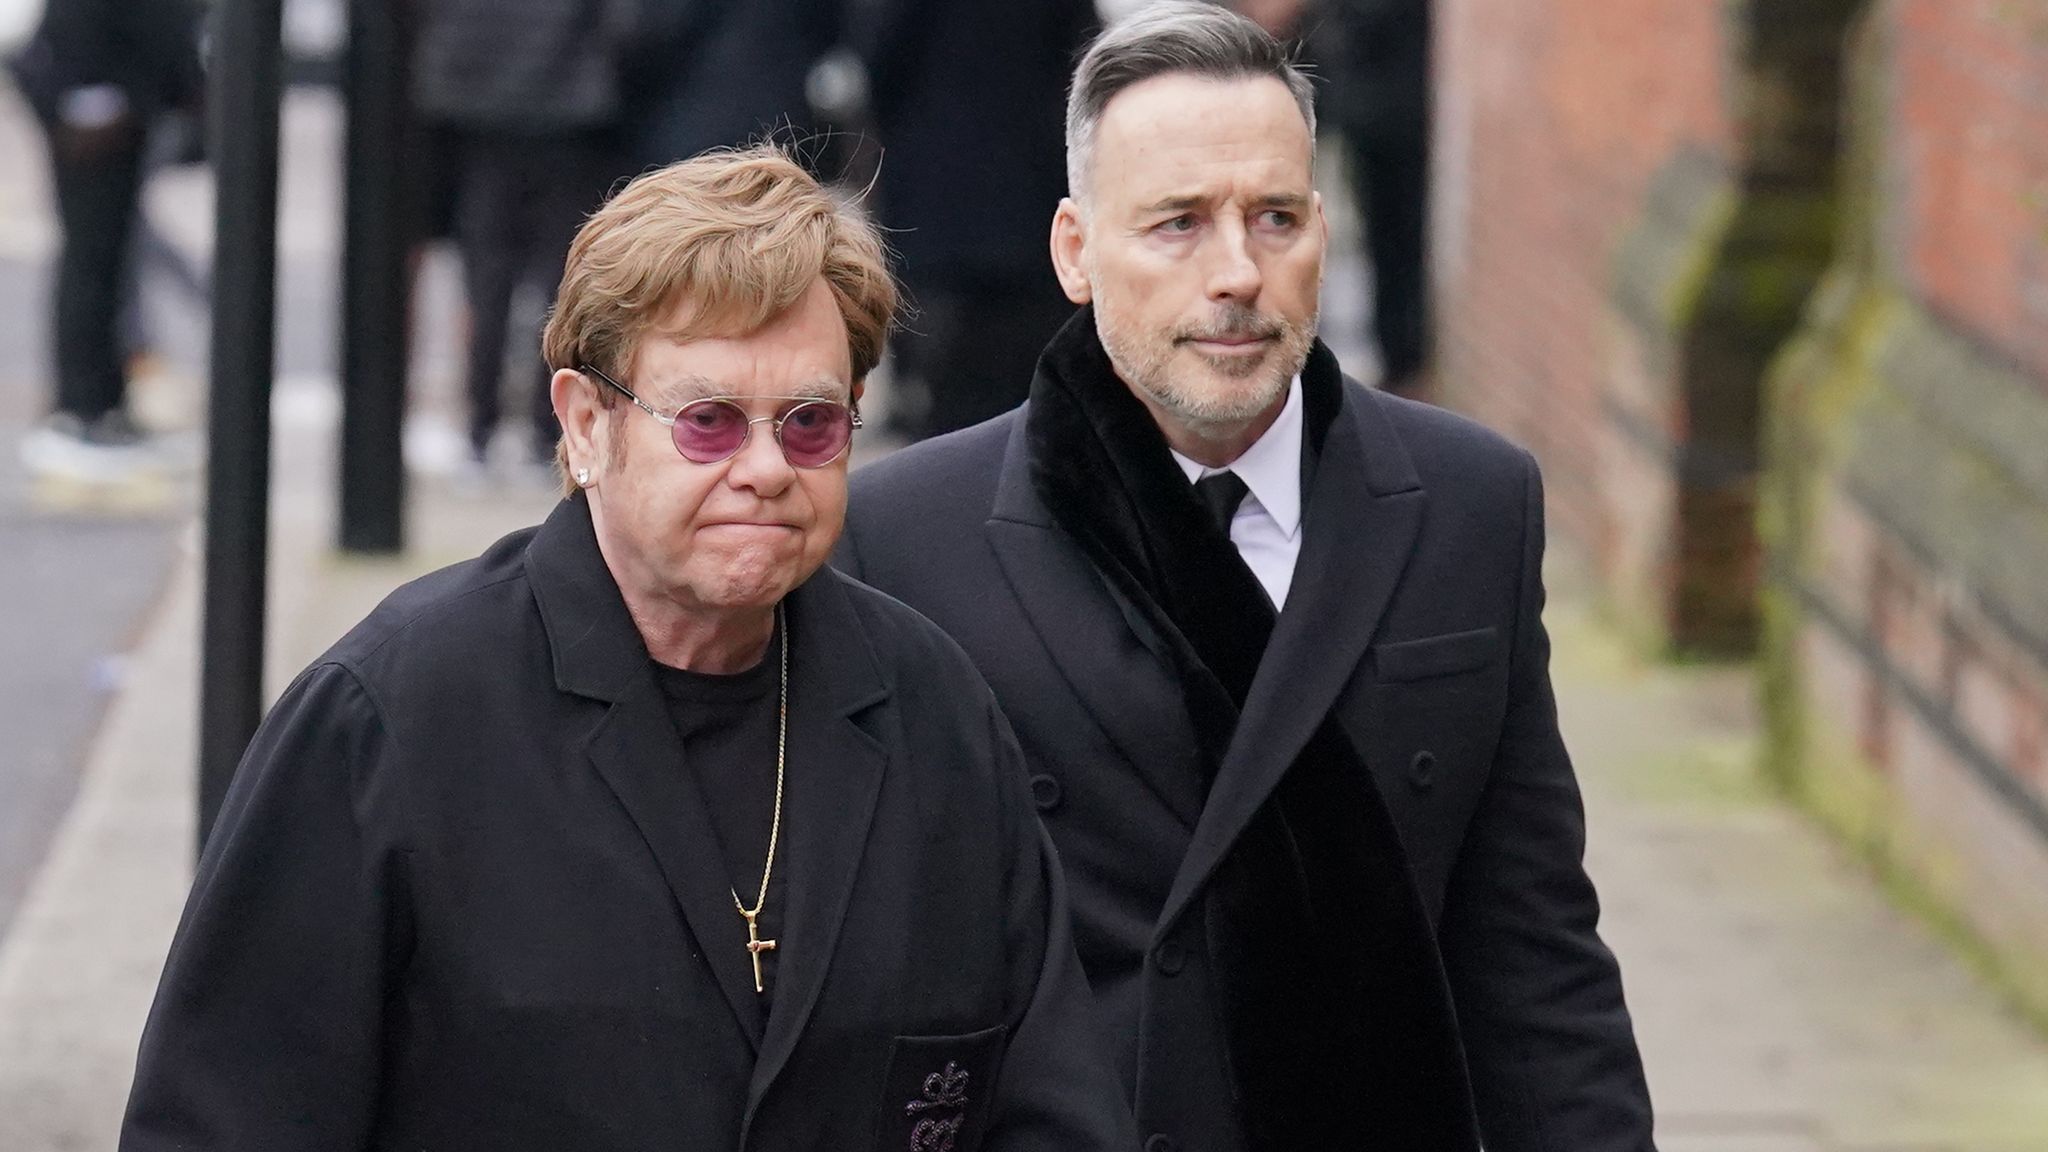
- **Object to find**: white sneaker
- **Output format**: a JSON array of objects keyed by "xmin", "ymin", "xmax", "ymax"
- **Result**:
[{"xmin": 19, "ymin": 413, "xmax": 165, "ymax": 484}]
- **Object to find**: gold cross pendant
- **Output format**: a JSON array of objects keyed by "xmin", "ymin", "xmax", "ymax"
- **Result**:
[{"xmin": 741, "ymin": 908, "xmax": 777, "ymax": 994}]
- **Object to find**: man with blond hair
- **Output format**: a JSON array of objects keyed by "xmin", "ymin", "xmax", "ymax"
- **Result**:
[{"xmin": 121, "ymin": 147, "xmax": 1133, "ymax": 1152}]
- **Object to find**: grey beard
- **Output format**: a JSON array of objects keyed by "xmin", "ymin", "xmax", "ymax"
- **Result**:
[{"xmin": 1114, "ymin": 314, "xmax": 1317, "ymax": 435}]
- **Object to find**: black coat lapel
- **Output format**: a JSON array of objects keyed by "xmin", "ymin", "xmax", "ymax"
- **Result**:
[
  {"xmin": 987, "ymin": 414, "xmax": 1208, "ymax": 826},
  {"xmin": 1160, "ymin": 381, "xmax": 1426, "ymax": 930},
  {"xmin": 585, "ymin": 693, "xmax": 768, "ymax": 1049},
  {"xmin": 747, "ymin": 571, "xmax": 892, "ymax": 1111},
  {"xmin": 525, "ymin": 496, "xmax": 768, "ymax": 1049}
]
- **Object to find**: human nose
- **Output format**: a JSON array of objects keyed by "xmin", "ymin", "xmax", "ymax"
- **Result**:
[
  {"xmin": 723, "ymin": 414, "xmax": 796, "ymax": 495},
  {"xmin": 1205, "ymin": 216, "xmax": 1263, "ymax": 301}
]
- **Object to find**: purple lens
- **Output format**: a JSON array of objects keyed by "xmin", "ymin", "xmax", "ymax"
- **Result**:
[
  {"xmin": 777, "ymin": 401, "xmax": 853, "ymax": 467},
  {"xmin": 671, "ymin": 400, "xmax": 750, "ymax": 463},
  {"xmin": 667, "ymin": 398, "xmax": 854, "ymax": 467}
]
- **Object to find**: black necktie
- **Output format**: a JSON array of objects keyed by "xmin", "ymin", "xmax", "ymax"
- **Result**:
[{"xmin": 1194, "ymin": 470, "xmax": 1250, "ymax": 538}]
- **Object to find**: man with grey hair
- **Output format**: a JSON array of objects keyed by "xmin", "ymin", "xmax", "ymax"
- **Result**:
[{"xmin": 838, "ymin": 3, "xmax": 1654, "ymax": 1150}]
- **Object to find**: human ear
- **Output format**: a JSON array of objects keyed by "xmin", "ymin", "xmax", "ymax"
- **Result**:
[
  {"xmin": 1050, "ymin": 199, "xmax": 1093, "ymax": 305},
  {"xmin": 552, "ymin": 367, "xmax": 606, "ymax": 482}
]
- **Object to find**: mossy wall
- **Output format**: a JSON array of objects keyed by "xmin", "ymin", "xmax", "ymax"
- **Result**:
[
  {"xmin": 1604, "ymin": 0, "xmax": 1863, "ymax": 658},
  {"xmin": 1761, "ymin": 2, "xmax": 2048, "ymax": 1026}
]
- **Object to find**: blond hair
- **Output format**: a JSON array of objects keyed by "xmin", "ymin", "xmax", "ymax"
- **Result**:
[{"xmin": 541, "ymin": 145, "xmax": 897, "ymax": 490}]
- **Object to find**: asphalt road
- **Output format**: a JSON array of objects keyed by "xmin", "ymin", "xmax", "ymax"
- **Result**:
[
  {"xmin": 0, "ymin": 257, "xmax": 187, "ymax": 934},
  {"xmin": 0, "ymin": 83, "xmax": 340, "ymax": 933}
]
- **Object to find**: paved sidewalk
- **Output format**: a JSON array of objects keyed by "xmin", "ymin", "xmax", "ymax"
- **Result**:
[
  {"xmin": 4, "ymin": 421, "xmax": 2048, "ymax": 1148},
  {"xmin": 1556, "ymin": 607, "xmax": 2048, "ymax": 1150}
]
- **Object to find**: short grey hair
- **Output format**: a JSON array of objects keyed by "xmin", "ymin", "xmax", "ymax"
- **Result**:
[{"xmin": 1065, "ymin": 1, "xmax": 1317, "ymax": 202}]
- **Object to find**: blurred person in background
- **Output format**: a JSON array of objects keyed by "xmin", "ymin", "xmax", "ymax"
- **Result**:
[
  {"xmin": 1320, "ymin": 0, "xmax": 1431, "ymax": 395},
  {"xmin": 624, "ymin": 0, "xmax": 837, "ymax": 175},
  {"xmin": 116, "ymin": 104, "xmax": 210, "ymax": 389},
  {"xmin": 117, "ymin": 203, "xmax": 211, "ymax": 388},
  {"xmin": 412, "ymin": 0, "xmax": 628, "ymax": 472},
  {"xmin": 1241, "ymin": 0, "xmax": 1432, "ymax": 396},
  {"xmin": 7, "ymin": 0, "xmax": 203, "ymax": 483},
  {"xmin": 853, "ymin": 0, "xmax": 1096, "ymax": 439}
]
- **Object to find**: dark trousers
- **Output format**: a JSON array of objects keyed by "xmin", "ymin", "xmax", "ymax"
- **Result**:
[
  {"xmin": 453, "ymin": 130, "xmax": 611, "ymax": 457},
  {"xmin": 1349, "ymin": 131, "xmax": 1430, "ymax": 389},
  {"xmin": 896, "ymin": 268, "xmax": 1076, "ymax": 438},
  {"xmin": 44, "ymin": 115, "xmax": 145, "ymax": 423}
]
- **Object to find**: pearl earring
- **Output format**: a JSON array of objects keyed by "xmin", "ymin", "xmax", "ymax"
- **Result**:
[{"xmin": 575, "ymin": 467, "xmax": 591, "ymax": 487}]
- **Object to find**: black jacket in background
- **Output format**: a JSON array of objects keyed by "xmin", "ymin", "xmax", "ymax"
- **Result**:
[
  {"xmin": 625, "ymin": 0, "xmax": 837, "ymax": 171},
  {"xmin": 1311, "ymin": 0, "xmax": 1431, "ymax": 140},
  {"xmin": 854, "ymin": 0, "xmax": 1096, "ymax": 281},
  {"xmin": 121, "ymin": 496, "xmax": 1136, "ymax": 1152},
  {"xmin": 19, "ymin": 0, "xmax": 203, "ymax": 119},
  {"xmin": 411, "ymin": 0, "xmax": 629, "ymax": 133}
]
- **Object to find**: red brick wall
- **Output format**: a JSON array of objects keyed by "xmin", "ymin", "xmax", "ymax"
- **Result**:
[
  {"xmin": 1435, "ymin": 0, "xmax": 2048, "ymax": 1007},
  {"xmin": 1433, "ymin": 0, "xmax": 1734, "ymax": 570},
  {"xmin": 1433, "ymin": 0, "xmax": 2048, "ymax": 1004},
  {"xmin": 1895, "ymin": 0, "xmax": 2048, "ymax": 383},
  {"xmin": 1761, "ymin": 0, "xmax": 2048, "ymax": 1006},
  {"xmin": 1853, "ymin": 0, "xmax": 2048, "ymax": 789}
]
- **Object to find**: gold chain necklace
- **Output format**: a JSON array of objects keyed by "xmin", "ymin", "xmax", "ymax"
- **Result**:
[{"xmin": 734, "ymin": 603, "xmax": 787, "ymax": 994}]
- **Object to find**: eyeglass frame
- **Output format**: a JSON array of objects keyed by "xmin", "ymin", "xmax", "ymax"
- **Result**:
[{"xmin": 576, "ymin": 363, "xmax": 863, "ymax": 468}]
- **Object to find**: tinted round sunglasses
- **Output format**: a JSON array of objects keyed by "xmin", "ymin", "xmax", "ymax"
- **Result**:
[{"xmin": 579, "ymin": 364, "xmax": 861, "ymax": 469}]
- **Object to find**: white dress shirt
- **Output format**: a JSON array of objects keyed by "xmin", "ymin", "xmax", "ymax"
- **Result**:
[{"xmin": 1170, "ymin": 377, "xmax": 1305, "ymax": 610}]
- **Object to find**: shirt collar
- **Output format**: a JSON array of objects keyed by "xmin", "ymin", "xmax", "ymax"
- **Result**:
[{"xmin": 1169, "ymin": 375, "xmax": 1305, "ymax": 540}]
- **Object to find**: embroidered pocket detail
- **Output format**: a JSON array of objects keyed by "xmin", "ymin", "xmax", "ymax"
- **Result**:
[
  {"xmin": 874, "ymin": 1025, "xmax": 1008, "ymax": 1152},
  {"xmin": 906, "ymin": 1061, "xmax": 972, "ymax": 1113},
  {"xmin": 910, "ymin": 1114, "xmax": 965, "ymax": 1152}
]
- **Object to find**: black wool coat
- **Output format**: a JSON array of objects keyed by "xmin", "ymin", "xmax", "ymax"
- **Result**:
[
  {"xmin": 852, "ymin": 0, "xmax": 1097, "ymax": 283},
  {"xmin": 624, "ymin": 0, "xmax": 835, "ymax": 171},
  {"xmin": 835, "ymin": 345, "xmax": 1656, "ymax": 1151},
  {"xmin": 121, "ymin": 495, "xmax": 1135, "ymax": 1152},
  {"xmin": 1310, "ymin": 0, "xmax": 1431, "ymax": 141},
  {"xmin": 411, "ymin": 0, "xmax": 630, "ymax": 134},
  {"xmin": 16, "ymin": 0, "xmax": 203, "ymax": 120}
]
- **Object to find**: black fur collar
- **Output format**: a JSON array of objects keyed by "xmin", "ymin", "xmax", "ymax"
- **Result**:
[{"xmin": 1023, "ymin": 306, "xmax": 1341, "ymax": 718}]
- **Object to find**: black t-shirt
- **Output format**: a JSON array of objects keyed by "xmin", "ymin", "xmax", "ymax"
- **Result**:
[{"xmin": 652, "ymin": 628, "xmax": 785, "ymax": 1022}]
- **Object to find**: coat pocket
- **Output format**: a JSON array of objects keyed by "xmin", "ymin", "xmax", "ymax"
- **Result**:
[
  {"xmin": 1370, "ymin": 626, "xmax": 1501, "ymax": 682},
  {"xmin": 872, "ymin": 1023, "xmax": 1009, "ymax": 1152}
]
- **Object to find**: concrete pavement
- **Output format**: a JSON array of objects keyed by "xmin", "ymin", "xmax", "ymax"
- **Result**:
[{"xmin": 1557, "ymin": 604, "xmax": 2048, "ymax": 1150}]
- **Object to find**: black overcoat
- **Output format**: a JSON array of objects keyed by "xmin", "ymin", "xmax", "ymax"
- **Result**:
[
  {"xmin": 852, "ymin": 0, "xmax": 1096, "ymax": 282},
  {"xmin": 121, "ymin": 495, "xmax": 1135, "ymax": 1152},
  {"xmin": 1311, "ymin": 0, "xmax": 1431, "ymax": 141},
  {"xmin": 13, "ymin": 0, "xmax": 203, "ymax": 122},
  {"xmin": 624, "ymin": 0, "xmax": 835, "ymax": 171},
  {"xmin": 836, "ymin": 351, "xmax": 1656, "ymax": 1151}
]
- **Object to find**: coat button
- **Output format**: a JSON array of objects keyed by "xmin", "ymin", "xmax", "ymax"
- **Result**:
[
  {"xmin": 1145, "ymin": 1135, "xmax": 1179, "ymax": 1152},
  {"xmin": 1410, "ymin": 750, "xmax": 1437, "ymax": 792},
  {"xmin": 1028, "ymin": 773, "xmax": 1063, "ymax": 812},
  {"xmin": 1153, "ymin": 939, "xmax": 1186, "ymax": 976}
]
